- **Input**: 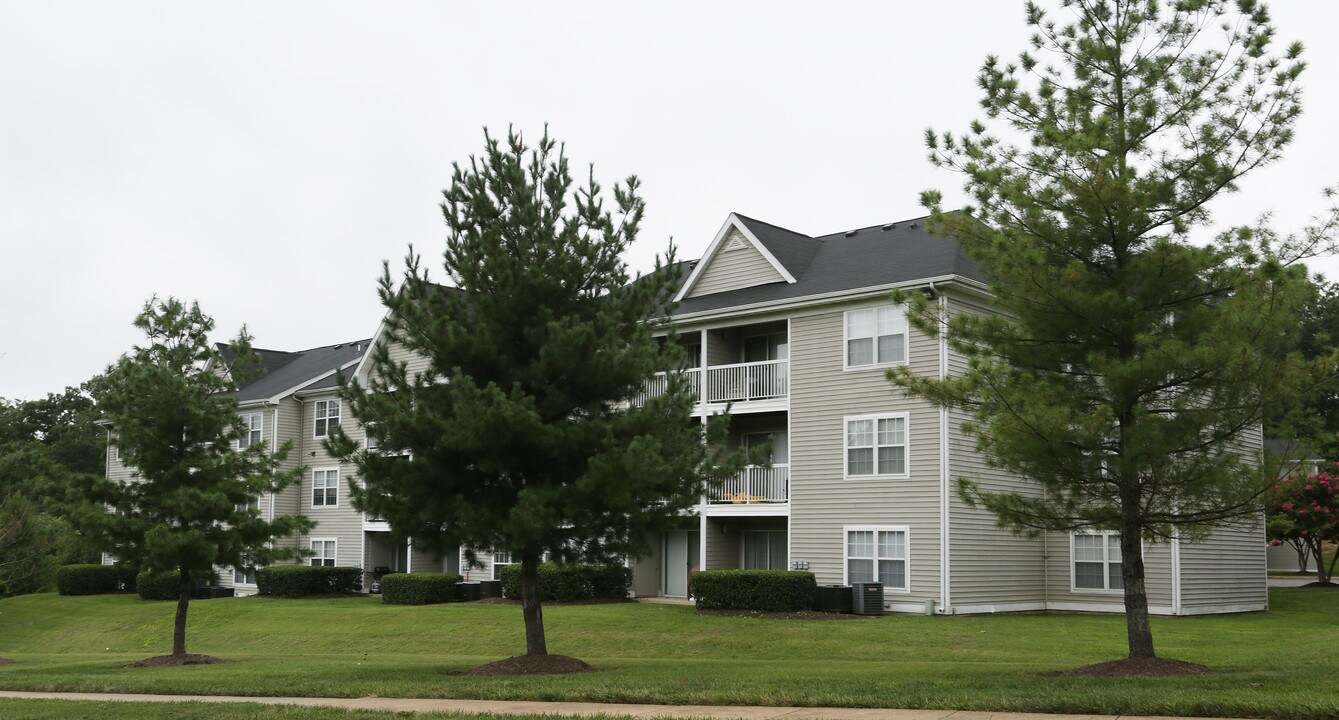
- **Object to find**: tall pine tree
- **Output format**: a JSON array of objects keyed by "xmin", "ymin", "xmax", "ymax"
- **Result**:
[
  {"xmin": 892, "ymin": 0, "xmax": 1334, "ymax": 662},
  {"xmin": 328, "ymin": 128, "xmax": 732, "ymax": 666},
  {"xmin": 81, "ymin": 298, "xmax": 310, "ymax": 661}
]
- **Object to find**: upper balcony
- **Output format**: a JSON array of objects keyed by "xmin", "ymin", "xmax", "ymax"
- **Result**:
[{"xmin": 639, "ymin": 320, "xmax": 790, "ymax": 413}]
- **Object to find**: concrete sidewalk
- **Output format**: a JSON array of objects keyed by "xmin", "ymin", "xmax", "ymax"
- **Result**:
[{"xmin": 0, "ymin": 690, "xmax": 1248, "ymax": 720}]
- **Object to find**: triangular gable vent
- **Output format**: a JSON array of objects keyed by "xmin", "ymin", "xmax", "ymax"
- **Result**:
[{"xmin": 724, "ymin": 237, "xmax": 746, "ymax": 251}]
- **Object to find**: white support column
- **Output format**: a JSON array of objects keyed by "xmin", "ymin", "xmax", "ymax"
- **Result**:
[
  {"xmin": 406, "ymin": 538, "xmax": 413, "ymax": 573},
  {"xmin": 699, "ymin": 510, "xmax": 708, "ymax": 574}
]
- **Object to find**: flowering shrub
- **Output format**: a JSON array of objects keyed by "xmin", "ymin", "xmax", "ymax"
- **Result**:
[{"xmin": 1267, "ymin": 466, "xmax": 1339, "ymax": 584}]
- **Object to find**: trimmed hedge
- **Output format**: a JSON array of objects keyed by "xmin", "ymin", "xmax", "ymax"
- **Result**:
[
  {"xmin": 257, "ymin": 565, "xmax": 362, "ymax": 597},
  {"xmin": 135, "ymin": 571, "xmax": 182, "ymax": 601},
  {"xmin": 381, "ymin": 572, "xmax": 462, "ymax": 605},
  {"xmin": 56, "ymin": 564, "xmax": 136, "ymax": 596},
  {"xmin": 499, "ymin": 563, "xmax": 631, "ymax": 602},
  {"xmin": 691, "ymin": 570, "xmax": 817, "ymax": 611}
]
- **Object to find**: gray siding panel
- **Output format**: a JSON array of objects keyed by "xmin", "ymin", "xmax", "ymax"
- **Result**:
[
  {"xmin": 1179, "ymin": 518, "xmax": 1268, "ymax": 610},
  {"xmin": 788, "ymin": 300, "xmax": 942, "ymax": 604},
  {"xmin": 294, "ymin": 390, "xmax": 366, "ymax": 572},
  {"xmin": 687, "ymin": 229, "xmax": 787, "ymax": 298}
]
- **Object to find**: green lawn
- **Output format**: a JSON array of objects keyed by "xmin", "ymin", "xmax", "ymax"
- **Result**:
[
  {"xmin": 0, "ymin": 700, "xmax": 542, "ymax": 720},
  {"xmin": 0, "ymin": 590, "xmax": 1336, "ymax": 719}
]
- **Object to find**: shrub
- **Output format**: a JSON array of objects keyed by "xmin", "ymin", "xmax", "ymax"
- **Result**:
[
  {"xmin": 257, "ymin": 565, "xmax": 362, "ymax": 597},
  {"xmin": 381, "ymin": 572, "xmax": 462, "ymax": 605},
  {"xmin": 135, "ymin": 571, "xmax": 181, "ymax": 601},
  {"xmin": 56, "ymin": 563, "xmax": 133, "ymax": 596},
  {"xmin": 691, "ymin": 570, "xmax": 817, "ymax": 611},
  {"xmin": 499, "ymin": 563, "xmax": 632, "ymax": 602}
]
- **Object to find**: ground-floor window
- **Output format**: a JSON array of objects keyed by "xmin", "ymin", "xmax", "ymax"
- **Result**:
[
  {"xmin": 310, "ymin": 538, "xmax": 337, "ymax": 567},
  {"xmin": 742, "ymin": 530, "xmax": 787, "ymax": 570},
  {"xmin": 492, "ymin": 550, "xmax": 513, "ymax": 579},
  {"xmin": 1072, "ymin": 531, "xmax": 1122, "ymax": 591},
  {"xmin": 844, "ymin": 526, "xmax": 908, "ymax": 590},
  {"xmin": 233, "ymin": 555, "xmax": 257, "ymax": 585}
]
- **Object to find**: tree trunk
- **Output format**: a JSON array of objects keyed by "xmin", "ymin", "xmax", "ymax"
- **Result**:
[
  {"xmin": 1294, "ymin": 541, "xmax": 1312, "ymax": 573},
  {"xmin": 173, "ymin": 569, "xmax": 191, "ymax": 656},
  {"xmin": 519, "ymin": 553, "xmax": 547, "ymax": 656},
  {"xmin": 1119, "ymin": 525, "xmax": 1155, "ymax": 659}
]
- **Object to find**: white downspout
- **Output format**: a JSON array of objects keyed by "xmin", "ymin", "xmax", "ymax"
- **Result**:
[{"xmin": 935, "ymin": 284, "xmax": 951, "ymax": 614}]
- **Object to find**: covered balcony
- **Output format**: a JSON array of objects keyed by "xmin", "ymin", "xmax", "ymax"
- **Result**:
[
  {"xmin": 638, "ymin": 320, "xmax": 790, "ymax": 412},
  {"xmin": 708, "ymin": 463, "xmax": 789, "ymax": 504}
]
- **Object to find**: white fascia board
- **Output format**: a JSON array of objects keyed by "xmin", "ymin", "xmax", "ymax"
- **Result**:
[
  {"xmin": 672, "ymin": 213, "xmax": 796, "ymax": 303},
  {"xmin": 352, "ymin": 316, "xmax": 390, "ymax": 383},
  {"xmin": 671, "ymin": 274, "xmax": 969, "ymax": 326}
]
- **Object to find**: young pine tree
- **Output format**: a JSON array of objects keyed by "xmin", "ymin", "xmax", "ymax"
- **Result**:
[
  {"xmin": 328, "ymin": 128, "xmax": 732, "ymax": 663},
  {"xmin": 892, "ymin": 1, "xmax": 1334, "ymax": 661},
  {"xmin": 81, "ymin": 297, "xmax": 310, "ymax": 660}
]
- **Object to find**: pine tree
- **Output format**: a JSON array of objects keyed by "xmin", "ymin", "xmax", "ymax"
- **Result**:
[
  {"xmin": 892, "ymin": 0, "xmax": 1334, "ymax": 661},
  {"xmin": 327, "ymin": 128, "xmax": 731, "ymax": 664},
  {"xmin": 80, "ymin": 297, "xmax": 310, "ymax": 660}
]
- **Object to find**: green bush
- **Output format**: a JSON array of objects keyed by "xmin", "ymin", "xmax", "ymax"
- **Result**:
[
  {"xmin": 135, "ymin": 571, "xmax": 181, "ymax": 601},
  {"xmin": 691, "ymin": 570, "xmax": 817, "ymax": 611},
  {"xmin": 56, "ymin": 563, "xmax": 134, "ymax": 596},
  {"xmin": 499, "ymin": 563, "xmax": 632, "ymax": 602},
  {"xmin": 256, "ymin": 565, "xmax": 362, "ymax": 597},
  {"xmin": 381, "ymin": 572, "xmax": 462, "ymax": 605}
]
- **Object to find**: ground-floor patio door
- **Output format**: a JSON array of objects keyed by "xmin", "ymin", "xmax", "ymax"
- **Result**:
[{"xmin": 664, "ymin": 530, "xmax": 700, "ymax": 598}]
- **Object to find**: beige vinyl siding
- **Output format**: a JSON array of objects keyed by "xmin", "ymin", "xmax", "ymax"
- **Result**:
[
  {"xmin": 787, "ymin": 300, "xmax": 942, "ymax": 603},
  {"xmin": 703, "ymin": 328, "xmax": 736, "ymax": 367},
  {"xmin": 686, "ymin": 229, "xmax": 787, "ymax": 298},
  {"xmin": 372, "ymin": 333, "xmax": 434, "ymax": 383},
  {"xmin": 269, "ymin": 398, "xmax": 305, "ymax": 554},
  {"xmin": 1178, "ymin": 518, "xmax": 1268, "ymax": 610},
  {"xmin": 295, "ymin": 390, "xmax": 365, "ymax": 572},
  {"xmin": 944, "ymin": 292, "xmax": 1047, "ymax": 608},
  {"xmin": 705, "ymin": 518, "xmax": 741, "ymax": 570},
  {"xmin": 409, "ymin": 543, "xmax": 458, "ymax": 573},
  {"xmin": 465, "ymin": 550, "xmax": 495, "ymax": 582}
]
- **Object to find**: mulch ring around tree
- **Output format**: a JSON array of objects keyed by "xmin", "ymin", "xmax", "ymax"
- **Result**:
[
  {"xmin": 464, "ymin": 654, "xmax": 594, "ymax": 676},
  {"xmin": 1059, "ymin": 657, "xmax": 1213, "ymax": 677},
  {"xmin": 1301, "ymin": 581, "xmax": 1339, "ymax": 588},
  {"xmin": 697, "ymin": 608, "xmax": 877, "ymax": 621},
  {"xmin": 126, "ymin": 654, "xmax": 224, "ymax": 668}
]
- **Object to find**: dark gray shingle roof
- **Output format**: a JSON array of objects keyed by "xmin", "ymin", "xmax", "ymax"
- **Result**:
[
  {"xmin": 675, "ymin": 214, "xmax": 981, "ymax": 315},
  {"xmin": 226, "ymin": 340, "xmax": 370, "ymax": 402}
]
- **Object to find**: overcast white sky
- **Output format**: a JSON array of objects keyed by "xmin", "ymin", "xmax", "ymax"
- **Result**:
[{"xmin": 2, "ymin": 2, "xmax": 1337, "ymax": 400}]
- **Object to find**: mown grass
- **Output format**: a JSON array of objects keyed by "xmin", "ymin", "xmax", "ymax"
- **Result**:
[
  {"xmin": 0, "ymin": 700, "xmax": 549, "ymax": 720},
  {"xmin": 0, "ymin": 589, "xmax": 1335, "ymax": 718}
]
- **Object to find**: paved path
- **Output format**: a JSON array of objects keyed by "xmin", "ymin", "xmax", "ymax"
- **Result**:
[{"xmin": 0, "ymin": 690, "xmax": 1250, "ymax": 720}]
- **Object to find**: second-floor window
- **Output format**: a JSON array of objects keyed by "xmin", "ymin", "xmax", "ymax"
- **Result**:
[
  {"xmin": 845, "ymin": 305, "xmax": 907, "ymax": 368},
  {"xmin": 845, "ymin": 414, "xmax": 908, "ymax": 478},
  {"xmin": 239, "ymin": 412, "xmax": 262, "ymax": 449},
  {"xmin": 314, "ymin": 400, "xmax": 340, "ymax": 437},
  {"xmin": 312, "ymin": 469, "xmax": 339, "ymax": 507}
]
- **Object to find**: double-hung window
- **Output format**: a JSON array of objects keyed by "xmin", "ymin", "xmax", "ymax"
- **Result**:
[
  {"xmin": 845, "ymin": 305, "xmax": 907, "ymax": 368},
  {"xmin": 314, "ymin": 400, "xmax": 340, "ymax": 437},
  {"xmin": 234, "ymin": 555, "xmax": 257, "ymax": 585},
  {"xmin": 310, "ymin": 539, "xmax": 337, "ymax": 567},
  {"xmin": 238, "ymin": 412, "xmax": 262, "ymax": 449},
  {"xmin": 1072, "ymin": 531, "xmax": 1123, "ymax": 592},
  {"xmin": 492, "ymin": 550, "xmax": 513, "ymax": 580},
  {"xmin": 845, "ymin": 414, "xmax": 908, "ymax": 478},
  {"xmin": 844, "ymin": 526, "xmax": 908, "ymax": 591},
  {"xmin": 312, "ymin": 469, "xmax": 339, "ymax": 507}
]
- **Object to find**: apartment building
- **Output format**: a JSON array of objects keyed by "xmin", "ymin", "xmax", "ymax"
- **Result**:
[{"xmin": 104, "ymin": 211, "xmax": 1268, "ymax": 614}]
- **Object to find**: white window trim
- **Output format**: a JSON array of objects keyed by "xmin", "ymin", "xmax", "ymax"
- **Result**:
[
  {"xmin": 842, "ymin": 412, "xmax": 910, "ymax": 480},
  {"xmin": 233, "ymin": 557, "xmax": 257, "ymax": 586},
  {"xmin": 314, "ymin": 399, "xmax": 341, "ymax": 438},
  {"xmin": 492, "ymin": 550, "xmax": 513, "ymax": 580},
  {"xmin": 842, "ymin": 304, "xmax": 909, "ymax": 372},
  {"xmin": 842, "ymin": 524, "xmax": 911, "ymax": 594},
  {"xmin": 1069, "ymin": 530, "xmax": 1127, "ymax": 595},
  {"xmin": 311, "ymin": 468, "xmax": 339, "ymax": 508},
  {"xmin": 309, "ymin": 538, "xmax": 337, "ymax": 567},
  {"xmin": 238, "ymin": 412, "xmax": 263, "ymax": 449}
]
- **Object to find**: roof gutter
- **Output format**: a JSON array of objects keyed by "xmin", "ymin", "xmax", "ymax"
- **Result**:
[{"xmin": 665, "ymin": 274, "xmax": 989, "ymax": 326}]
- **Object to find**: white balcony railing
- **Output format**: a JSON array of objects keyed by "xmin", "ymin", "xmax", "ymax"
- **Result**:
[
  {"xmin": 709, "ymin": 464, "xmax": 789, "ymax": 504},
  {"xmin": 706, "ymin": 359, "xmax": 788, "ymax": 403},
  {"xmin": 632, "ymin": 368, "xmax": 701, "ymax": 405}
]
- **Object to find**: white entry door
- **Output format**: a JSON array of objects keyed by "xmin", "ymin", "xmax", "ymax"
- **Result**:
[{"xmin": 664, "ymin": 530, "xmax": 700, "ymax": 597}]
